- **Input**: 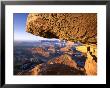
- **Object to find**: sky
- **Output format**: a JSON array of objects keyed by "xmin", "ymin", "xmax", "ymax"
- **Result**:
[{"xmin": 14, "ymin": 13, "xmax": 58, "ymax": 41}]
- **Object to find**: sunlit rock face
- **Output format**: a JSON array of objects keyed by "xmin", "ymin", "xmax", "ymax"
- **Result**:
[
  {"xmin": 26, "ymin": 13, "xmax": 97, "ymax": 44},
  {"xmin": 25, "ymin": 13, "xmax": 97, "ymax": 75},
  {"xmin": 84, "ymin": 52, "xmax": 97, "ymax": 75},
  {"xmin": 76, "ymin": 44, "xmax": 97, "ymax": 75}
]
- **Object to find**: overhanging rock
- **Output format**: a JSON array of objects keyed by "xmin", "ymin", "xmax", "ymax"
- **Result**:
[{"xmin": 26, "ymin": 13, "xmax": 97, "ymax": 44}]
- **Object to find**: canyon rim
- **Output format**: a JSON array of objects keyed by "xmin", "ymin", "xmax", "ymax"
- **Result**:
[{"xmin": 14, "ymin": 13, "xmax": 97, "ymax": 75}]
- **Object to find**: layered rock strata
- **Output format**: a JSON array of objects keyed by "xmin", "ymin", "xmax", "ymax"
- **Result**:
[
  {"xmin": 25, "ymin": 13, "xmax": 97, "ymax": 75},
  {"xmin": 18, "ymin": 54, "xmax": 85, "ymax": 75}
]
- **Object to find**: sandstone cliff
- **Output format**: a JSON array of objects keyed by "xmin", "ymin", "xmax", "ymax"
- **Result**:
[
  {"xmin": 26, "ymin": 13, "xmax": 97, "ymax": 43},
  {"xmin": 76, "ymin": 44, "xmax": 97, "ymax": 75},
  {"xmin": 85, "ymin": 52, "xmax": 97, "ymax": 75}
]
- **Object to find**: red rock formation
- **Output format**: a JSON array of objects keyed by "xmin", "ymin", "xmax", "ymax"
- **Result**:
[
  {"xmin": 24, "ymin": 13, "xmax": 97, "ymax": 75},
  {"xmin": 47, "ymin": 54, "xmax": 77, "ymax": 68},
  {"xmin": 19, "ymin": 54, "xmax": 85, "ymax": 75},
  {"xmin": 84, "ymin": 52, "xmax": 97, "ymax": 75},
  {"xmin": 60, "ymin": 47, "xmax": 70, "ymax": 52},
  {"xmin": 32, "ymin": 48, "xmax": 50, "ymax": 58},
  {"xmin": 76, "ymin": 44, "xmax": 97, "ymax": 75}
]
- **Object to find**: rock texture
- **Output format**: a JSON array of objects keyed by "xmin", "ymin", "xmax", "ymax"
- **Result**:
[
  {"xmin": 76, "ymin": 44, "xmax": 97, "ymax": 75},
  {"xmin": 84, "ymin": 52, "xmax": 97, "ymax": 75},
  {"xmin": 25, "ymin": 13, "xmax": 97, "ymax": 75},
  {"xmin": 26, "ymin": 13, "xmax": 97, "ymax": 43}
]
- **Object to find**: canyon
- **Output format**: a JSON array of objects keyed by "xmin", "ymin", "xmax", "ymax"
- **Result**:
[{"xmin": 15, "ymin": 13, "xmax": 97, "ymax": 75}]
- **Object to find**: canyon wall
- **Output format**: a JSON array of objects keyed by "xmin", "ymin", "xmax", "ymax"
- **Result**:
[{"xmin": 25, "ymin": 13, "xmax": 97, "ymax": 75}]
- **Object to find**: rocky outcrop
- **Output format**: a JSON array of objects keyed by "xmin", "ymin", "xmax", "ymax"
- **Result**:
[
  {"xmin": 47, "ymin": 54, "xmax": 77, "ymax": 68},
  {"xmin": 25, "ymin": 13, "xmax": 97, "ymax": 75},
  {"xmin": 19, "ymin": 54, "xmax": 85, "ymax": 75},
  {"xmin": 84, "ymin": 52, "xmax": 97, "ymax": 75},
  {"xmin": 26, "ymin": 13, "xmax": 97, "ymax": 43},
  {"xmin": 76, "ymin": 44, "xmax": 97, "ymax": 75}
]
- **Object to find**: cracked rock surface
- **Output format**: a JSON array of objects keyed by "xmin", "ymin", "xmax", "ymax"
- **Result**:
[{"xmin": 26, "ymin": 13, "xmax": 97, "ymax": 43}]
